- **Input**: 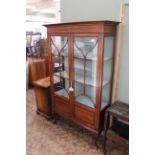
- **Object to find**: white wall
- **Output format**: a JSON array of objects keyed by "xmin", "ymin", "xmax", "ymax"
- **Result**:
[
  {"xmin": 60, "ymin": 0, "xmax": 129, "ymax": 103},
  {"xmin": 61, "ymin": 0, "xmax": 122, "ymax": 22},
  {"xmin": 117, "ymin": 5, "xmax": 129, "ymax": 103}
]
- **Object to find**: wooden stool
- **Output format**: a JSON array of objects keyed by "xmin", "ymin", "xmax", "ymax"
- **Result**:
[{"xmin": 103, "ymin": 101, "xmax": 129, "ymax": 153}]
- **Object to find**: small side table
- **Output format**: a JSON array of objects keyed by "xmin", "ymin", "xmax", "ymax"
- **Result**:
[
  {"xmin": 33, "ymin": 76, "xmax": 62, "ymax": 119},
  {"xmin": 33, "ymin": 77, "xmax": 51, "ymax": 119},
  {"xmin": 103, "ymin": 101, "xmax": 129, "ymax": 153}
]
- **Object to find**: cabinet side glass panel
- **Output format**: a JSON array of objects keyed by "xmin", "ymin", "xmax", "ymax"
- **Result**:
[
  {"xmin": 74, "ymin": 37, "xmax": 98, "ymax": 109},
  {"xmin": 101, "ymin": 37, "xmax": 113, "ymax": 110},
  {"xmin": 51, "ymin": 36, "xmax": 69, "ymax": 99}
]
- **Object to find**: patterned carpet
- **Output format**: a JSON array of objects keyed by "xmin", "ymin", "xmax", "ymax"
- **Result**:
[{"xmin": 26, "ymin": 89, "xmax": 129, "ymax": 155}]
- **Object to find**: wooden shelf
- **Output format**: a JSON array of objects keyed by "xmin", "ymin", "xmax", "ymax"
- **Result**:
[
  {"xmin": 54, "ymin": 71, "xmax": 109, "ymax": 87},
  {"xmin": 74, "ymin": 55, "xmax": 97, "ymax": 61},
  {"xmin": 74, "ymin": 55, "xmax": 112, "ymax": 62},
  {"xmin": 53, "ymin": 53, "xmax": 112, "ymax": 61},
  {"xmin": 64, "ymin": 64, "xmax": 91, "ymax": 71},
  {"xmin": 103, "ymin": 101, "xmax": 129, "ymax": 152},
  {"xmin": 73, "ymin": 56, "xmax": 112, "ymax": 62},
  {"xmin": 106, "ymin": 129, "xmax": 129, "ymax": 144}
]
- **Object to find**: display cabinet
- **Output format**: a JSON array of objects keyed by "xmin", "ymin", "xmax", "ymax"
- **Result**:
[{"xmin": 44, "ymin": 21, "xmax": 119, "ymax": 139}]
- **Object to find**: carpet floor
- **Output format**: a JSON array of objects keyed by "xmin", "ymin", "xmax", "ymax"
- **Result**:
[{"xmin": 26, "ymin": 89, "xmax": 129, "ymax": 155}]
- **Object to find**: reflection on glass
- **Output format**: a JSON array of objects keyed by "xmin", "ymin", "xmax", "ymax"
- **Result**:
[
  {"xmin": 101, "ymin": 37, "xmax": 114, "ymax": 110},
  {"xmin": 104, "ymin": 37, "xmax": 113, "ymax": 58},
  {"xmin": 51, "ymin": 36, "xmax": 68, "ymax": 56},
  {"xmin": 101, "ymin": 84, "xmax": 110, "ymax": 110},
  {"xmin": 51, "ymin": 36, "xmax": 69, "ymax": 99},
  {"xmin": 103, "ymin": 60, "xmax": 112, "ymax": 82},
  {"xmin": 74, "ymin": 37, "xmax": 98, "ymax": 108}
]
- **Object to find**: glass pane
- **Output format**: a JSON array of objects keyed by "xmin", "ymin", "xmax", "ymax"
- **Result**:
[
  {"xmin": 101, "ymin": 84, "xmax": 110, "ymax": 110},
  {"xmin": 74, "ymin": 37, "xmax": 98, "ymax": 60},
  {"xmin": 74, "ymin": 37, "xmax": 98, "ymax": 108},
  {"xmin": 101, "ymin": 37, "xmax": 114, "ymax": 110},
  {"xmin": 103, "ymin": 60, "xmax": 112, "ymax": 82},
  {"xmin": 51, "ymin": 36, "xmax": 68, "ymax": 56},
  {"xmin": 104, "ymin": 37, "xmax": 113, "ymax": 58},
  {"xmin": 51, "ymin": 36, "xmax": 69, "ymax": 99}
]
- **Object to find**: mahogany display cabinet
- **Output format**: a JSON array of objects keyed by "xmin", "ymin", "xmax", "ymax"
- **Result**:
[{"xmin": 44, "ymin": 21, "xmax": 119, "ymax": 139}]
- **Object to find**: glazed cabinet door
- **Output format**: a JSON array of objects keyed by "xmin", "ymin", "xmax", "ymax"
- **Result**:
[
  {"xmin": 72, "ymin": 34, "xmax": 100, "ymax": 127},
  {"xmin": 50, "ymin": 35, "xmax": 72, "ymax": 118}
]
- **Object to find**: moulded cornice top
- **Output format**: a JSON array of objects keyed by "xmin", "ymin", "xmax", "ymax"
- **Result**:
[{"xmin": 43, "ymin": 20, "xmax": 120, "ymax": 27}]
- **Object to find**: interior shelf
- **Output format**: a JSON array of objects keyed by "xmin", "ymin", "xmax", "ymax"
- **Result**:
[
  {"xmin": 54, "ymin": 70, "xmax": 69, "ymax": 79},
  {"xmin": 74, "ymin": 55, "xmax": 97, "ymax": 61},
  {"xmin": 54, "ymin": 63, "xmax": 63, "ymax": 67},
  {"xmin": 75, "ymin": 96, "xmax": 95, "ymax": 109},
  {"xmin": 104, "ymin": 57, "xmax": 112, "ymax": 61},
  {"xmin": 73, "ymin": 56, "xmax": 112, "ymax": 61},
  {"xmin": 54, "ymin": 71, "xmax": 109, "ymax": 87},
  {"xmin": 52, "ymin": 53, "xmax": 112, "ymax": 61},
  {"xmin": 73, "ymin": 55, "xmax": 112, "ymax": 61},
  {"xmin": 55, "ymin": 89, "xmax": 108, "ymax": 111},
  {"xmin": 55, "ymin": 89, "xmax": 95, "ymax": 109},
  {"xmin": 65, "ymin": 64, "xmax": 91, "ymax": 72},
  {"xmin": 76, "ymin": 100, "xmax": 108, "ymax": 111},
  {"xmin": 55, "ymin": 89, "xmax": 69, "ymax": 98}
]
